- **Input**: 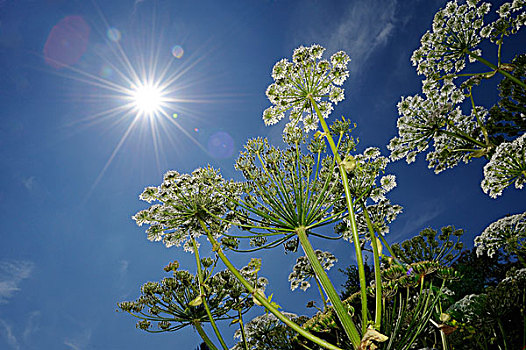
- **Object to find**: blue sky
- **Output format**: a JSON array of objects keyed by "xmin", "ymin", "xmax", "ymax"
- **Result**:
[{"xmin": 0, "ymin": 0, "xmax": 524, "ymax": 349}]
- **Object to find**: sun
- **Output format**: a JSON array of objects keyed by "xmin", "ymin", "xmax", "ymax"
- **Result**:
[{"xmin": 130, "ymin": 83, "xmax": 166, "ymax": 117}]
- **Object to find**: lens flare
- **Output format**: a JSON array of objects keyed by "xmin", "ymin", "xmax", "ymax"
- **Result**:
[
  {"xmin": 171, "ymin": 45, "xmax": 184, "ymax": 58},
  {"xmin": 207, "ymin": 131, "xmax": 234, "ymax": 159},
  {"xmin": 44, "ymin": 16, "xmax": 90, "ymax": 69},
  {"xmin": 106, "ymin": 27, "xmax": 121, "ymax": 42}
]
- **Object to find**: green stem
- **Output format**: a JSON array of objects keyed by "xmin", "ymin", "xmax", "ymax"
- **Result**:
[
  {"xmin": 440, "ymin": 126, "xmax": 487, "ymax": 148},
  {"xmin": 194, "ymin": 321, "xmax": 219, "ymax": 350},
  {"xmin": 198, "ymin": 220, "xmax": 344, "ymax": 350},
  {"xmin": 192, "ymin": 238, "xmax": 229, "ymax": 350},
  {"xmin": 237, "ymin": 308, "xmax": 250, "ymax": 350},
  {"xmin": 297, "ymin": 226, "xmax": 361, "ymax": 348},
  {"xmin": 361, "ymin": 204, "xmax": 382, "ymax": 329},
  {"xmin": 377, "ymin": 234, "xmax": 403, "ymax": 266},
  {"xmin": 314, "ymin": 276, "xmax": 328, "ymax": 311},
  {"xmin": 309, "ymin": 95, "xmax": 369, "ymax": 334},
  {"xmin": 497, "ymin": 35, "xmax": 503, "ymax": 67},
  {"xmin": 430, "ymin": 319, "xmax": 448, "ymax": 350},
  {"xmin": 465, "ymin": 50, "xmax": 526, "ymax": 89},
  {"xmin": 467, "ymin": 88, "xmax": 491, "ymax": 147}
]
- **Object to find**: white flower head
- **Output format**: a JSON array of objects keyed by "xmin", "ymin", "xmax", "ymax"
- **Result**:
[
  {"xmin": 389, "ymin": 84, "xmax": 487, "ymax": 173},
  {"xmin": 263, "ymin": 44, "xmax": 350, "ymax": 133},
  {"xmin": 132, "ymin": 166, "xmax": 238, "ymax": 251},
  {"xmin": 411, "ymin": 0, "xmax": 492, "ymax": 79},
  {"xmin": 481, "ymin": 133, "xmax": 526, "ymax": 198},
  {"xmin": 474, "ymin": 211, "xmax": 526, "ymax": 258},
  {"xmin": 349, "ymin": 199, "xmax": 403, "ymax": 239},
  {"xmin": 347, "ymin": 147, "xmax": 392, "ymax": 202}
]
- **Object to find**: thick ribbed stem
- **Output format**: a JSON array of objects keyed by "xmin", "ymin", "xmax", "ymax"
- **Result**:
[
  {"xmin": 297, "ymin": 226, "xmax": 361, "ymax": 348},
  {"xmin": 194, "ymin": 321, "xmax": 219, "ymax": 350},
  {"xmin": 362, "ymin": 205, "xmax": 382, "ymax": 329}
]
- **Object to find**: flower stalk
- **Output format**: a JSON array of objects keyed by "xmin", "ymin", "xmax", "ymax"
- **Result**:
[
  {"xmin": 361, "ymin": 204, "xmax": 383, "ymax": 329},
  {"xmin": 237, "ymin": 308, "xmax": 249, "ymax": 350},
  {"xmin": 465, "ymin": 49, "xmax": 526, "ymax": 89},
  {"xmin": 192, "ymin": 237, "xmax": 229, "ymax": 350},
  {"xmin": 194, "ymin": 321, "xmax": 219, "ymax": 350},
  {"xmin": 309, "ymin": 94, "xmax": 369, "ymax": 334},
  {"xmin": 296, "ymin": 225, "xmax": 361, "ymax": 347}
]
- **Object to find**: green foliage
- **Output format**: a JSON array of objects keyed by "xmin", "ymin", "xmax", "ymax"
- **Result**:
[
  {"xmin": 339, "ymin": 260, "xmax": 374, "ymax": 300},
  {"xmin": 446, "ymin": 267, "xmax": 526, "ymax": 349},
  {"xmin": 117, "ymin": 259, "xmax": 266, "ymax": 333},
  {"xmin": 391, "ymin": 226, "xmax": 464, "ymax": 266},
  {"xmin": 449, "ymin": 248, "xmax": 518, "ymax": 297}
]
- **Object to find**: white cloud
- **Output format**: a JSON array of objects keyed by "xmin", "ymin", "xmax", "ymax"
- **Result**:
[
  {"xmin": 64, "ymin": 329, "xmax": 92, "ymax": 350},
  {"xmin": 0, "ymin": 319, "xmax": 19, "ymax": 350},
  {"xmin": 118, "ymin": 260, "xmax": 129, "ymax": 276},
  {"xmin": 394, "ymin": 204, "xmax": 443, "ymax": 241},
  {"xmin": 0, "ymin": 260, "xmax": 34, "ymax": 304},
  {"xmin": 293, "ymin": 0, "xmax": 399, "ymax": 76},
  {"xmin": 328, "ymin": 0, "xmax": 398, "ymax": 74},
  {"xmin": 22, "ymin": 311, "xmax": 40, "ymax": 343},
  {"xmin": 0, "ymin": 311, "xmax": 41, "ymax": 350},
  {"xmin": 22, "ymin": 176, "xmax": 36, "ymax": 191}
]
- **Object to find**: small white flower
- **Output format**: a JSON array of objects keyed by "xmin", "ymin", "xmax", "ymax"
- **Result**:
[
  {"xmin": 380, "ymin": 175, "xmax": 397, "ymax": 193},
  {"xmin": 288, "ymin": 250, "xmax": 337, "ymax": 292}
]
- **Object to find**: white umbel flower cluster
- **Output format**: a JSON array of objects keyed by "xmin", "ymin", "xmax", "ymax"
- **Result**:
[
  {"xmin": 474, "ymin": 211, "xmax": 526, "ymax": 258},
  {"xmin": 481, "ymin": 133, "xmax": 526, "ymax": 198},
  {"xmin": 288, "ymin": 250, "xmax": 337, "ymax": 291},
  {"xmin": 411, "ymin": 0, "xmax": 492, "ymax": 79},
  {"xmin": 388, "ymin": 78, "xmax": 487, "ymax": 173},
  {"xmin": 482, "ymin": 0, "xmax": 526, "ymax": 41},
  {"xmin": 132, "ymin": 167, "xmax": 237, "ymax": 250},
  {"xmin": 263, "ymin": 44, "xmax": 350, "ymax": 133},
  {"xmin": 447, "ymin": 293, "xmax": 489, "ymax": 322}
]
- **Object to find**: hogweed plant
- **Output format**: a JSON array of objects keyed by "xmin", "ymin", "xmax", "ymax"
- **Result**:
[
  {"xmin": 119, "ymin": 5, "xmax": 525, "ymax": 346},
  {"xmin": 120, "ymin": 45, "xmax": 460, "ymax": 350}
]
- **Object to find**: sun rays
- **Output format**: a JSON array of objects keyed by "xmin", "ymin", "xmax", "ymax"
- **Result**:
[{"xmin": 41, "ymin": 2, "xmax": 231, "ymax": 202}]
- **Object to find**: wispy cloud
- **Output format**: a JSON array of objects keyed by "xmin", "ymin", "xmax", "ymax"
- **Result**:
[
  {"xmin": 0, "ymin": 260, "xmax": 34, "ymax": 304},
  {"xmin": 22, "ymin": 311, "xmax": 40, "ymax": 344},
  {"xmin": 0, "ymin": 311, "xmax": 41, "ymax": 350},
  {"xmin": 64, "ymin": 329, "xmax": 92, "ymax": 350},
  {"xmin": 294, "ymin": 0, "xmax": 399, "ymax": 76},
  {"xmin": 0, "ymin": 319, "xmax": 20, "ymax": 350},
  {"xmin": 394, "ymin": 203, "xmax": 443, "ymax": 241},
  {"xmin": 327, "ymin": 0, "xmax": 398, "ymax": 74},
  {"xmin": 22, "ymin": 176, "xmax": 36, "ymax": 191},
  {"xmin": 118, "ymin": 260, "xmax": 129, "ymax": 278}
]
